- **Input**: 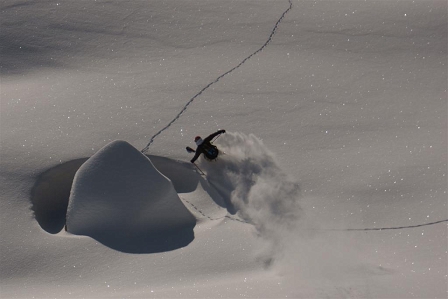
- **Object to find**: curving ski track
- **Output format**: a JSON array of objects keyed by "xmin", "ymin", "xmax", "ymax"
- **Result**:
[
  {"xmin": 140, "ymin": 0, "xmax": 446, "ymax": 234},
  {"xmin": 141, "ymin": 0, "xmax": 293, "ymax": 153},
  {"xmin": 180, "ymin": 197, "xmax": 250, "ymax": 224},
  {"xmin": 333, "ymin": 219, "xmax": 448, "ymax": 232},
  {"xmin": 182, "ymin": 197, "xmax": 447, "ymax": 231}
]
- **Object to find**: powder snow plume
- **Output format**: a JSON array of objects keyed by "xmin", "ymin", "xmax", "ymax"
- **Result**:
[
  {"xmin": 200, "ymin": 132, "xmax": 302, "ymax": 263},
  {"xmin": 200, "ymin": 133, "xmax": 363, "ymax": 280}
]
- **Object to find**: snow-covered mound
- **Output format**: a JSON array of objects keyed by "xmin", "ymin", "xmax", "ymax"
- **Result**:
[{"xmin": 66, "ymin": 140, "xmax": 196, "ymax": 253}]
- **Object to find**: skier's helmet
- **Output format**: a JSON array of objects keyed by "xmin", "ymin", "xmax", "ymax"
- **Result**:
[{"xmin": 195, "ymin": 136, "xmax": 203, "ymax": 146}]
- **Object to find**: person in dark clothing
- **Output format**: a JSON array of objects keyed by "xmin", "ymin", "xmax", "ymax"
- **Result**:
[{"xmin": 190, "ymin": 130, "xmax": 225, "ymax": 163}]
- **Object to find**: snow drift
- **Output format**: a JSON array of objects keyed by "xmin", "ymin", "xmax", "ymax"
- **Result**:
[
  {"xmin": 200, "ymin": 132, "xmax": 301, "ymax": 261},
  {"xmin": 66, "ymin": 140, "xmax": 196, "ymax": 253}
]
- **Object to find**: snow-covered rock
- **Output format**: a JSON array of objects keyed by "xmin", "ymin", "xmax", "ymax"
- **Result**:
[{"xmin": 66, "ymin": 140, "xmax": 195, "ymax": 252}]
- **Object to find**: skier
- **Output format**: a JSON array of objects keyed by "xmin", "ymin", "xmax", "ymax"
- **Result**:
[{"xmin": 190, "ymin": 129, "xmax": 225, "ymax": 163}]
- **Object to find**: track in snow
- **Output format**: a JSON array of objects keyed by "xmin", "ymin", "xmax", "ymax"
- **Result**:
[
  {"xmin": 138, "ymin": 0, "xmax": 447, "ymax": 235},
  {"xmin": 338, "ymin": 219, "xmax": 448, "ymax": 232},
  {"xmin": 141, "ymin": 0, "xmax": 293, "ymax": 153}
]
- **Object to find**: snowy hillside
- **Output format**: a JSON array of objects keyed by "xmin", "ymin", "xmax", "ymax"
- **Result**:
[{"xmin": 1, "ymin": 0, "xmax": 446, "ymax": 298}]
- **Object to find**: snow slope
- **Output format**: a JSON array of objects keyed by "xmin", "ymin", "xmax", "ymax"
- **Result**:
[{"xmin": 1, "ymin": 0, "xmax": 447, "ymax": 298}]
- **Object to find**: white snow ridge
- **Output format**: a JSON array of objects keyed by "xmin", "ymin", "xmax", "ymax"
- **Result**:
[{"xmin": 66, "ymin": 140, "xmax": 196, "ymax": 253}]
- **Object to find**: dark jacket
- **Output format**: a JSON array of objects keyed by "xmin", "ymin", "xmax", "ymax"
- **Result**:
[{"xmin": 191, "ymin": 130, "xmax": 225, "ymax": 163}]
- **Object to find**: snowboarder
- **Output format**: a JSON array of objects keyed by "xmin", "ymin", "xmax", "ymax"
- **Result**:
[{"xmin": 189, "ymin": 129, "xmax": 225, "ymax": 163}]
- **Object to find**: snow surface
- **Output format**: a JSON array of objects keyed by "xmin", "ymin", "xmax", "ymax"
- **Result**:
[{"xmin": 1, "ymin": 0, "xmax": 447, "ymax": 298}]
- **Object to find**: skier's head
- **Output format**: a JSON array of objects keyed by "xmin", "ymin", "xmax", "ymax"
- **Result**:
[{"xmin": 194, "ymin": 136, "xmax": 203, "ymax": 146}]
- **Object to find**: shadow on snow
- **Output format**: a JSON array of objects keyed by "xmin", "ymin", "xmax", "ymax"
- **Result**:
[{"xmin": 30, "ymin": 155, "xmax": 229, "ymax": 254}]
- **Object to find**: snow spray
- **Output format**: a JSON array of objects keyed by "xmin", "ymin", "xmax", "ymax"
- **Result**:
[{"xmin": 200, "ymin": 132, "xmax": 302, "ymax": 264}]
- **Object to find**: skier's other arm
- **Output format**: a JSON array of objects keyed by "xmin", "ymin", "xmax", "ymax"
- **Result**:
[
  {"xmin": 204, "ymin": 129, "xmax": 225, "ymax": 143},
  {"xmin": 191, "ymin": 149, "xmax": 201, "ymax": 163}
]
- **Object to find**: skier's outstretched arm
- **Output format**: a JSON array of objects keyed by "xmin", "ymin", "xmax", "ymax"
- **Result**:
[
  {"xmin": 191, "ymin": 150, "xmax": 201, "ymax": 163},
  {"xmin": 204, "ymin": 129, "xmax": 225, "ymax": 143}
]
